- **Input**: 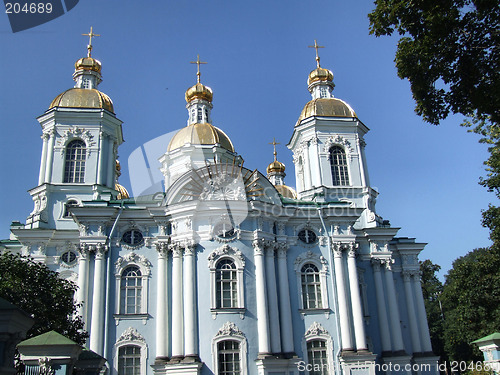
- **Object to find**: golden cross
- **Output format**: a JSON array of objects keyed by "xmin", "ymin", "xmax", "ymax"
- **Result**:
[
  {"xmin": 82, "ymin": 26, "xmax": 100, "ymax": 57},
  {"xmin": 308, "ymin": 39, "xmax": 324, "ymax": 68},
  {"xmin": 190, "ymin": 54, "xmax": 207, "ymax": 83},
  {"xmin": 269, "ymin": 138, "xmax": 280, "ymax": 161}
]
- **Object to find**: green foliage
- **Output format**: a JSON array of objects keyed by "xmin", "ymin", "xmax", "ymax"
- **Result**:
[
  {"xmin": 440, "ymin": 247, "xmax": 500, "ymax": 361},
  {"xmin": 368, "ymin": 0, "xmax": 500, "ymax": 126},
  {"xmin": 420, "ymin": 259, "xmax": 446, "ymax": 359},
  {"xmin": 0, "ymin": 251, "xmax": 88, "ymax": 345}
]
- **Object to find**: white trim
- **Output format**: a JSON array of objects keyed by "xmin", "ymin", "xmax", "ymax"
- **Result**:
[
  {"xmin": 115, "ymin": 253, "xmax": 151, "ymax": 316},
  {"xmin": 208, "ymin": 245, "xmax": 245, "ymax": 311},
  {"xmin": 212, "ymin": 322, "xmax": 248, "ymax": 375},
  {"xmin": 302, "ymin": 322, "xmax": 335, "ymax": 375},
  {"xmin": 113, "ymin": 327, "xmax": 148, "ymax": 375},
  {"xmin": 295, "ymin": 251, "xmax": 329, "ymax": 311}
]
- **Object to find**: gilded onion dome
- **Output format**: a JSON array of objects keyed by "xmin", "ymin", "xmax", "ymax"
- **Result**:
[
  {"xmin": 267, "ymin": 160, "xmax": 286, "ymax": 174},
  {"xmin": 275, "ymin": 185, "xmax": 297, "ymax": 199},
  {"xmin": 75, "ymin": 56, "xmax": 102, "ymax": 73},
  {"xmin": 114, "ymin": 160, "xmax": 130, "ymax": 199},
  {"xmin": 297, "ymin": 98, "xmax": 356, "ymax": 125},
  {"xmin": 308, "ymin": 67, "xmax": 334, "ymax": 86},
  {"xmin": 185, "ymin": 82, "xmax": 213, "ymax": 103},
  {"xmin": 49, "ymin": 88, "xmax": 114, "ymax": 112},
  {"xmin": 167, "ymin": 122, "xmax": 234, "ymax": 152}
]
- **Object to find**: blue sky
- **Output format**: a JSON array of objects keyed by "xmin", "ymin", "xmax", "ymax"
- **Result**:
[{"xmin": 0, "ymin": 1, "xmax": 493, "ymax": 277}]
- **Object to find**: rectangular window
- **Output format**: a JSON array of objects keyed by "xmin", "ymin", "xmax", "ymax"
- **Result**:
[
  {"xmin": 307, "ymin": 340, "xmax": 328, "ymax": 375},
  {"xmin": 118, "ymin": 345, "xmax": 141, "ymax": 375},
  {"xmin": 218, "ymin": 340, "xmax": 241, "ymax": 375}
]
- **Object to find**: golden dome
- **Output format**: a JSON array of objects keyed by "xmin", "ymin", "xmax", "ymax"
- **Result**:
[
  {"xmin": 308, "ymin": 67, "xmax": 333, "ymax": 86},
  {"xmin": 49, "ymin": 88, "xmax": 114, "ymax": 113},
  {"xmin": 297, "ymin": 98, "xmax": 356, "ymax": 125},
  {"xmin": 75, "ymin": 57, "xmax": 102, "ymax": 73},
  {"xmin": 276, "ymin": 185, "xmax": 297, "ymax": 199},
  {"xmin": 185, "ymin": 83, "xmax": 213, "ymax": 103},
  {"xmin": 167, "ymin": 123, "xmax": 234, "ymax": 152},
  {"xmin": 267, "ymin": 160, "xmax": 286, "ymax": 174},
  {"xmin": 115, "ymin": 183, "xmax": 130, "ymax": 200}
]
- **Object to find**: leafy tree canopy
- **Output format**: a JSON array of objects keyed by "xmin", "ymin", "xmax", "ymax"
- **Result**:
[
  {"xmin": 440, "ymin": 247, "xmax": 500, "ymax": 362},
  {"xmin": 368, "ymin": 0, "xmax": 499, "ymax": 126},
  {"xmin": 0, "ymin": 251, "xmax": 87, "ymax": 345}
]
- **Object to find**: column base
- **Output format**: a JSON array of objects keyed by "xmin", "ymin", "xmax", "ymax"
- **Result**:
[
  {"xmin": 256, "ymin": 356, "xmax": 302, "ymax": 375},
  {"xmin": 154, "ymin": 356, "xmax": 170, "ymax": 365},
  {"xmin": 181, "ymin": 354, "xmax": 201, "ymax": 363},
  {"xmin": 381, "ymin": 354, "xmax": 413, "ymax": 375},
  {"xmin": 413, "ymin": 355, "xmax": 440, "ymax": 375},
  {"xmin": 340, "ymin": 351, "xmax": 377, "ymax": 375},
  {"xmin": 151, "ymin": 361, "xmax": 203, "ymax": 375}
]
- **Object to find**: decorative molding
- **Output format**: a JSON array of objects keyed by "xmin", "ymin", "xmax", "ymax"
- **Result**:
[
  {"xmin": 116, "ymin": 327, "xmax": 146, "ymax": 344},
  {"xmin": 208, "ymin": 244, "xmax": 245, "ymax": 268},
  {"xmin": 215, "ymin": 321, "xmax": 245, "ymax": 338},
  {"xmin": 305, "ymin": 321, "xmax": 330, "ymax": 337},
  {"xmin": 294, "ymin": 250, "xmax": 328, "ymax": 272},
  {"xmin": 58, "ymin": 126, "xmax": 96, "ymax": 156},
  {"xmin": 323, "ymin": 134, "xmax": 354, "ymax": 154},
  {"xmin": 115, "ymin": 252, "xmax": 151, "ymax": 275}
]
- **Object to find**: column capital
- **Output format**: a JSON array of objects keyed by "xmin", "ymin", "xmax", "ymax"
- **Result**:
[
  {"xmin": 333, "ymin": 242, "xmax": 344, "ymax": 257},
  {"xmin": 183, "ymin": 242, "xmax": 197, "ymax": 256},
  {"xmin": 371, "ymin": 258, "xmax": 382, "ymax": 271},
  {"xmin": 252, "ymin": 238, "xmax": 266, "ymax": 256},
  {"xmin": 402, "ymin": 269, "xmax": 418, "ymax": 281},
  {"xmin": 382, "ymin": 258, "xmax": 394, "ymax": 271},
  {"xmin": 78, "ymin": 244, "xmax": 90, "ymax": 259},
  {"xmin": 347, "ymin": 241, "xmax": 359, "ymax": 258},
  {"xmin": 94, "ymin": 243, "xmax": 108, "ymax": 259},
  {"xmin": 276, "ymin": 242, "xmax": 289, "ymax": 258},
  {"xmin": 156, "ymin": 242, "xmax": 170, "ymax": 258},
  {"xmin": 170, "ymin": 243, "xmax": 183, "ymax": 258},
  {"xmin": 41, "ymin": 132, "xmax": 51, "ymax": 141}
]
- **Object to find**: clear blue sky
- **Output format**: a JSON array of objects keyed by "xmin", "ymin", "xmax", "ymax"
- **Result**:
[{"xmin": 0, "ymin": 1, "xmax": 493, "ymax": 277}]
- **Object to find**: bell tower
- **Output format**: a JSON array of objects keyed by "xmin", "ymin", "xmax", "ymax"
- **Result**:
[
  {"xmin": 26, "ymin": 28, "xmax": 124, "ymax": 229},
  {"xmin": 288, "ymin": 41, "xmax": 378, "ymax": 228}
]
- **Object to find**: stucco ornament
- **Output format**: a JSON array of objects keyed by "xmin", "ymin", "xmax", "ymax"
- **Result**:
[
  {"xmin": 305, "ymin": 321, "xmax": 330, "ymax": 337},
  {"xmin": 115, "ymin": 252, "xmax": 151, "ymax": 274},
  {"xmin": 215, "ymin": 321, "xmax": 246, "ymax": 338},
  {"xmin": 117, "ymin": 327, "xmax": 146, "ymax": 344}
]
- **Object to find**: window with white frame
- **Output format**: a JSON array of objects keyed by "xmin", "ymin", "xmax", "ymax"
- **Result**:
[
  {"xmin": 295, "ymin": 251, "xmax": 329, "ymax": 311},
  {"xmin": 115, "ymin": 253, "xmax": 151, "ymax": 318},
  {"xmin": 208, "ymin": 245, "xmax": 245, "ymax": 312},
  {"xmin": 114, "ymin": 327, "xmax": 147, "ymax": 375},
  {"xmin": 120, "ymin": 266, "xmax": 142, "ymax": 314},
  {"xmin": 302, "ymin": 322, "xmax": 334, "ymax": 375},
  {"xmin": 301, "ymin": 263, "xmax": 323, "ymax": 309},
  {"xmin": 63, "ymin": 199, "xmax": 79, "ymax": 218},
  {"xmin": 329, "ymin": 146, "xmax": 349, "ymax": 186},
  {"xmin": 64, "ymin": 139, "xmax": 86, "ymax": 183},
  {"xmin": 216, "ymin": 259, "xmax": 238, "ymax": 308},
  {"xmin": 212, "ymin": 322, "xmax": 247, "ymax": 375}
]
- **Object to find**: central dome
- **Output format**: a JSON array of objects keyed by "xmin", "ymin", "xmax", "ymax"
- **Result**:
[
  {"xmin": 185, "ymin": 83, "xmax": 213, "ymax": 103},
  {"xmin": 49, "ymin": 88, "xmax": 114, "ymax": 113},
  {"xmin": 167, "ymin": 123, "xmax": 234, "ymax": 152},
  {"xmin": 296, "ymin": 98, "xmax": 356, "ymax": 125}
]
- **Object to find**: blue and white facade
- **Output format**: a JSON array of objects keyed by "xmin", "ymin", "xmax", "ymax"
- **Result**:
[{"xmin": 2, "ymin": 43, "xmax": 440, "ymax": 375}]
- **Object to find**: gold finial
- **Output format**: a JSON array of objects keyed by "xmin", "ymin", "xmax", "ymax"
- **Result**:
[
  {"xmin": 190, "ymin": 54, "xmax": 207, "ymax": 84},
  {"xmin": 308, "ymin": 39, "xmax": 324, "ymax": 68},
  {"xmin": 269, "ymin": 138, "xmax": 280, "ymax": 162},
  {"xmin": 82, "ymin": 26, "xmax": 100, "ymax": 57}
]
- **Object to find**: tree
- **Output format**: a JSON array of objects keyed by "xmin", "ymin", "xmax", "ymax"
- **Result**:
[
  {"xmin": 440, "ymin": 247, "xmax": 500, "ymax": 362},
  {"xmin": 420, "ymin": 259, "xmax": 446, "ymax": 360},
  {"xmin": 0, "ymin": 251, "xmax": 88, "ymax": 345},
  {"xmin": 369, "ymin": 1, "xmax": 500, "ymax": 246}
]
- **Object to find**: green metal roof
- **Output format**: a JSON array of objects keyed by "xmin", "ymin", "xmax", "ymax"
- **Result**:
[
  {"xmin": 17, "ymin": 330, "xmax": 77, "ymax": 346},
  {"xmin": 472, "ymin": 332, "xmax": 500, "ymax": 344}
]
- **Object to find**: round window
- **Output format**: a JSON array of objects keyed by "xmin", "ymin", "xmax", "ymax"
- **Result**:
[
  {"xmin": 298, "ymin": 229, "xmax": 317, "ymax": 244},
  {"xmin": 61, "ymin": 250, "xmax": 77, "ymax": 266},
  {"xmin": 122, "ymin": 229, "xmax": 144, "ymax": 246}
]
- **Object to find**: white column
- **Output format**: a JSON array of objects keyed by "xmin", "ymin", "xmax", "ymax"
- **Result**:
[
  {"xmin": 253, "ymin": 239, "xmax": 271, "ymax": 355},
  {"xmin": 97, "ymin": 132, "xmax": 106, "ymax": 185},
  {"xmin": 265, "ymin": 245, "xmax": 281, "ymax": 354},
  {"xmin": 89, "ymin": 244, "xmax": 107, "ymax": 356},
  {"xmin": 171, "ymin": 244, "xmax": 184, "ymax": 358},
  {"xmin": 76, "ymin": 245, "xmax": 90, "ymax": 328},
  {"xmin": 402, "ymin": 271, "xmax": 422, "ymax": 353},
  {"xmin": 303, "ymin": 141, "xmax": 312, "ymax": 190},
  {"xmin": 183, "ymin": 243, "xmax": 198, "ymax": 359},
  {"xmin": 156, "ymin": 243, "xmax": 169, "ymax": 360},
  {"xmin": 371, "ymin": 259, "xmax": 392, "ymax": 352},
  {"xmin": 38, "ymin": 132, "xmax": 49, "ymax": 185},
  {"xmin": 106, "ymin": 137, "xmax": 115, "ymax": 188},
  {"xmin": 310, "ymin": 137, "xmax": 322, "ymax": 186},
  {"xmin": 44, "ymin": 130, "xmax": 55, "ymax": 183},
  {"xmin": 347, "ymin": 244, "xmax": 368, "ymax": 351},
  {"xmin": 277, "ymin": 244, "xmax": 294, "ymax": 354},
  {"xmin": 383, "ymin": 261, "xmax": 405, "ymax": 352},
  {"xmin": 412, "ymin": 273, "xmax": 433, "ymax": 353},
  {"xmin": 333, "ymin": 244, "xmax": 353, "ymax": 351}
]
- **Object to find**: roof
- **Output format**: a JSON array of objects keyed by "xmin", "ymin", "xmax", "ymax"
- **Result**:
[
  {"xmin": 49, "ymin": 88, "xmax": 114, "ymax": 113},
  {"xmin": 17, "ymin": 330, "xmax": 77, "ymax": 346},
  {"xmin": 297, "ymin": 98, "xmax": 356, "ymax": 125},
  {"xmin": 167, "ymin": 122, "xmax": 234, "ymax": 152},
  {"xmin": 472, "ymin": 332, "xmax": 500, "ymax": 344}
]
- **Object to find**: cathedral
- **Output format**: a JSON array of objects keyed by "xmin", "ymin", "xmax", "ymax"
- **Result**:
[{"xmin": 1, "ymin": 32, "xmax": 440, "ymax": 375}]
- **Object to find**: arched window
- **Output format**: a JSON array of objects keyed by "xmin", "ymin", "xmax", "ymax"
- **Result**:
[
  {"xmin": 329, "ymin": 146, "xmax": 349, "ymax": 186},
  {"xmin": 217, "ymin": 340, "xmax": 241, "ymax": 375},
  {"xmin": 118, "ymin": 345, "xmax": 141, "ymax": 375},
  {"xmin": 216, "ymin": 259, "xmax": 237, "ymax": 308},
  {"xmin": 64, "ymin": 140, "xmax": 86, "ymax": 183},
  {"xmin": 197, "ymin": 107, "xmax": 203, "ymax": 122},
  {"xmin": 307, "ymin": 340, "xmax": 328, "ymax": 375},
  {"xmin": 120, "ymin": 266, "xmax": 142, "ymax": 314},
  {"xmin": 301, "ymin": 263, "xmax": 322, "ymax": 309},
  {"xmin": 63, "ymin": 199, "xmax": 79, "ymax": 218}
]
